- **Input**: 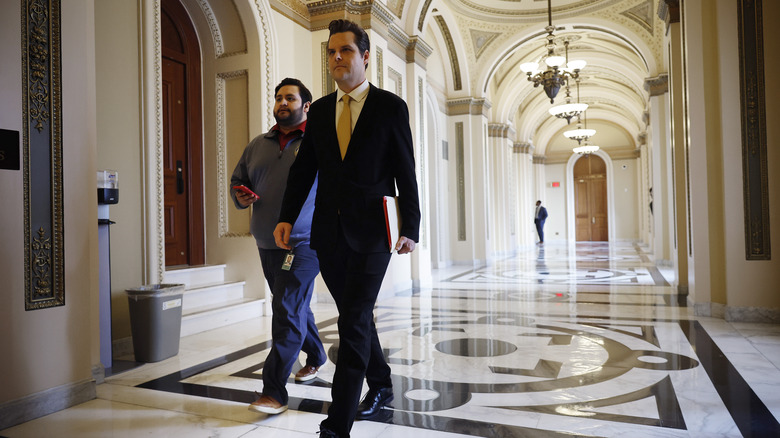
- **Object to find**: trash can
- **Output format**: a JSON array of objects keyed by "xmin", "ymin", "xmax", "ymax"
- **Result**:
[{"xmin": 126, "ymin": 284, "xmax": 184, "ymax": 362}]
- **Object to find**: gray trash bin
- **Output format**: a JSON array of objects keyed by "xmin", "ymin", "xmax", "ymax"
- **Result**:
[{"xmin": 126, "ymin": 284, "xmax": 184, "ymax": 362}]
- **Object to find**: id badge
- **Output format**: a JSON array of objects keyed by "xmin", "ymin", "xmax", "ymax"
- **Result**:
[{"xmin": 281, "ymin": 250, "xmax": 295, "ymax": 271}]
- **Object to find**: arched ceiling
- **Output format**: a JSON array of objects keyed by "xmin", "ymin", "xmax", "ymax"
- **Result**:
[{"xmin": 420, "ymin": 0, "xmax": 664, "ymax": 161}]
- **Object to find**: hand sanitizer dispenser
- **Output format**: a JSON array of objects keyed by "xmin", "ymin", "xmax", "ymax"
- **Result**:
[{"xmin": 98, "ymin": 170, "xmax": 119, "ymax": 204}]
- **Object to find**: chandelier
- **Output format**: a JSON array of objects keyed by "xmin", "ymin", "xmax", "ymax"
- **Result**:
[
  {"xmin": 573, "ymin": 143, "xmax": 600, "ymax": 155},
  {"xmin": 520, "ymin": 0, "xmax": 586, "ymax": 104},
  {"xmin": 564, "ymin": 111, "xmax": 595, "ymax": 144},
  {"xmin": 549, "ymin": 77, "xmax": 587, "ymax": 124}
]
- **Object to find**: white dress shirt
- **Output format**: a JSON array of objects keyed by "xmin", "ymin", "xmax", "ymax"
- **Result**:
[{"xmin": 335, "ymin": 79, "xmax": 370, "ymax": 133}]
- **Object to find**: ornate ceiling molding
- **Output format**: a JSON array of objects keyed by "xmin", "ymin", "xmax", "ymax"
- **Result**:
[
  {"xmin": 621, "ymin": 0, "xmax": 654, "ymax": 35},
  {"xmin": 469, "ymin": 28, "xmax": 500, "ymax": 59},
  {"xmin": 269, "ymin": 0, "xmax": 310, "ymax": 28},
  {"xmin": 417, "ymin": 0, "xmax": 433, "ymax": 31},
  {"xmin": 446, "ymin": 97, "xmax": 491, "ymax": 116},
  {"xmin": 657, "ymin": 0, "xmax": 680, "ymax": 33},
  {"xmin": 644, "ymin": 73, "xmax": 668, "ymax": 96},
  {"xmin": 301, "ymin": 0, "xmax": 431, "ymax": 67},
  {"xmin": 434, "ymin": 15, "xmax": 462, "ymax": 91},
  {"xmin": 447, "ymin": 0, "xmax": 622, "ymax": 22},
  {"xmin": 385, "ymin": 0, "xmax": 404, "ymax": 19}
]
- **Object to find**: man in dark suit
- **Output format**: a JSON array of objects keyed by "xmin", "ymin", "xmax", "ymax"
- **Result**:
[
  {"xmin": 534, "ymin": 200, "xmax": 548, "ymax": 244},
  {"xmin": 274, "ymin": 19, "xmax": 420, "ymax": 438}
]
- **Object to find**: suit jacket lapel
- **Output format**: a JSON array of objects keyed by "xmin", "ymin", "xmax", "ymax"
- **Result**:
[
  {"xmin": 323, "ymin": 92, "xmax": 341, "ymax": 161},
  {"xmin": 350, "ymin": 85, "xmax": 376, "ymax": 150}
]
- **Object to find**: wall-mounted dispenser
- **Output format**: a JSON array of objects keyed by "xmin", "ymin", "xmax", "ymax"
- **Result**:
[{"xmin": 98, "ymin": 169, "xmax": 119, "ymax": 204}]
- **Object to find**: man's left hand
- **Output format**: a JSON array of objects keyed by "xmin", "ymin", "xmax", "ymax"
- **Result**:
[{"xmin": 395, "ymin": 236, "xmax": 416, "ymax": 254}]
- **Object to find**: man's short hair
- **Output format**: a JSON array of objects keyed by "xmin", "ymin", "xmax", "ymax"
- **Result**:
[
  {"xmin": 328, "ymin": 19, "xmax": 370, "ymax": 69},
  {"xmin": 275, "ymin": 78, "xmax": 312, "ymax": 104}
]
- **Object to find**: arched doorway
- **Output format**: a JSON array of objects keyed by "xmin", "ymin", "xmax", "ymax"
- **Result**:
[
  {"xmin": 161, "ymin": 0, "xmax": 205, "ymax": 266},
  {"xmin": 574, "ymin": 154, "xmax": 608, "ymax": 241}
]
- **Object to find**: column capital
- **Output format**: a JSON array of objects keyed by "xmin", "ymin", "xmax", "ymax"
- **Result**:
[
  {"xmin": 488, "ymin": 123, "xmax": 516, "ymax": 140},
  {"xmin": 657, "ymin": 0, "xmax": 680, "ymax": 33},
  {"xmin": 513, "ymin": 142, "xmax": 534, "ymax": 154},
  {"xmin": 644, "ymin": 73, "xmax": 669, "ymax": 96},
  {"xmin": 446, "ymin": 98, "xmax": 491, "ymax": 116}
]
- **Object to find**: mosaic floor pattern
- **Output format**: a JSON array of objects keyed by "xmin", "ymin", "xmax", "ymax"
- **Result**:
[{"xmin": 3, "ymin": 242, "xmax": 780, "ymax": 437}]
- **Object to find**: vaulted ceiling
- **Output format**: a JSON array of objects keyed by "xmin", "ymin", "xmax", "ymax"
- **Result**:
[{"xmin": 419, "ymin": 0, "xmax": 665, "ymax": 161}]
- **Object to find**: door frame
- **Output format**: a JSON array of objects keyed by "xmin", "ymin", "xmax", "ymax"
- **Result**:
[
  {"xmin": 139, "ymin": 0, "xmax": 277, "ymax": 284},
  {"xmin": 565, "ymin": 149, "xmax": 616, "ymax": 243},
  {"xmin": 162, "ymin": 0, "xmax": 205, "ymax": 267}
]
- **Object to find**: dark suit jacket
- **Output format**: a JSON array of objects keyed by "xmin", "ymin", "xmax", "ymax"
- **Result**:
[
  {"xmin": 534, "ymin": 206, "xmax": 548, "ymax": 224},
  {"xmin": 279, "ymin": 84, "xmax": 421, "ymax": 253}
]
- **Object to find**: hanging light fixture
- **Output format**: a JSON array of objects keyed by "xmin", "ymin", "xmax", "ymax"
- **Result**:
[
  {"xmin": 549, "ymin": 75, "xmax": 587, "ymax": 124},
  {"xmin": 573, "ymin": 143, "xmax": 600, "ymax": 155},
  {"xmin": 563, "ymin": 111, "xmax": 595, "ymax": 144},
  {"xmin": 520, "ymin": 0, "xmax": 587, "ymax": 104}
]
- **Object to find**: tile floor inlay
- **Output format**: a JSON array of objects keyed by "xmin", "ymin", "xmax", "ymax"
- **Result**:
[
  {"xmin": 136, "ymin": 249, "xmax": 780, "ymax": 437},
  {"xmin": 5, "ymin": 242, "xmax": 780, "ymax": 438}
]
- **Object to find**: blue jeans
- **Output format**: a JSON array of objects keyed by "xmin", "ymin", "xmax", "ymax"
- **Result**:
[{"xmin": 258, "ymin": 244, "xmax": 327, "ymax": 405}]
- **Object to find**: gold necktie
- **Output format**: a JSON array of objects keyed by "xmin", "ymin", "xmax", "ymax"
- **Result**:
[{"xmin": 337, "ymin": 95, "xmax": 352, "ymax": 159}]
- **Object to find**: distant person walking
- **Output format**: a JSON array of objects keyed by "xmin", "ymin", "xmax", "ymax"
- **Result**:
[{"xmin": 534, "ymin": 200, "xmax": 548, "ymax": 244}]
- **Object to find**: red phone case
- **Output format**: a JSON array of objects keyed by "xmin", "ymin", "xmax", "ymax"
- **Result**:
[{"xmin": 233, "ymin": 185, "xmax": 258, "ymax": 198}]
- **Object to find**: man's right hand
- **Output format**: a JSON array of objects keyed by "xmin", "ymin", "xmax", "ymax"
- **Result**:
[
  {"xmin": 273, "ymin": 222, "xmax": 293, "ymax": 250},
  {"xmin": 235, "ymin": 190, "xmax": 258, "ymax": 207}
]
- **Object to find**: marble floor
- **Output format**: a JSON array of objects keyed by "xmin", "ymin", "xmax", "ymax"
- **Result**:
[{"xmin": 3, "ymin": 242, "xmax": 780, "ymax": 437}]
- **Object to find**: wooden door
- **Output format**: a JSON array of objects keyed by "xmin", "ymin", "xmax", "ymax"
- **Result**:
[
  {"xmin": 573, "ymin": 154, "xmax": 608, "ymax": 241},
  {"xmin": 162, "ymin": 0, "xmax": 205, "ymax": 266}
]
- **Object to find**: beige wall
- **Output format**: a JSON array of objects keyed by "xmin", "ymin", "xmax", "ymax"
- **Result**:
[
  {"xmin": 684, "ymin": 0, "xmax": 780, "ymax": 314},
  {"xmin": 94, "ymin": 0, "xmax": 145, "ymax": 340},
  {"xmin": 0, "ymin": 0, "xmax": 99, "ymax": 404},
  {"xmin": 544, "ymin": 163, "xmax": 567, "ymax": 242},
  {"xmin": 721, "ymin": 0, "xmax": 780, "ymax": 309},
  {"xmin": 612, "ymin": 158, "xmax": 639, "ymax": 241}
]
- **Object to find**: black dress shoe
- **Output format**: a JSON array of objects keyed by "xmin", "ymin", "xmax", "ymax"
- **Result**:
[
  {"xmin": 318, "ymin": 425, "xmax": 338, "ymax": 438},
  {"xmin": 356, "ymin": 387, "xmax": 394, "ymax": 420}
]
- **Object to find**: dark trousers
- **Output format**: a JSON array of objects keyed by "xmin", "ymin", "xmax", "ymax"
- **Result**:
[
  {"xmin": 258, "ymin": 244, "xmax": 327, "ymax": 405},
  {"xmin": 534, "ymin": 218, "xmax": 545, "ymax": 242},
  {"xmin": 317, "ymin": 231, "xmax": 392, "ymax": 438}
]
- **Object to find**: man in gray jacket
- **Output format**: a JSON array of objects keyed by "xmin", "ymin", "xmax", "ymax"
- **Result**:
[{"xmin": 231, "ymin": 78, "xmax": 326, "ymax": 415}]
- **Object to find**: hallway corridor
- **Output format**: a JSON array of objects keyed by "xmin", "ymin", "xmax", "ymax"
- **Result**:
[{"xmin": 3, "ymin": 242, "xmax": 780, "ymax": 437}]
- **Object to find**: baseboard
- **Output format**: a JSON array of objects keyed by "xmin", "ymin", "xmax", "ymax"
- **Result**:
[
  {"xmin": 92, "ymin": 364, "xmax": 105, "ymax": 385},
  {"xmin": 694, "ymin": 301, "xmax": 725, "ymax": 319},
  {"xmin": 0, "ymin": 378, "xmax": 96, "ymax": 430},
  {"xmin": 693, "ymin": 302, "xmax": 780, "ymax": 323},
  {"xmin": 725, "ymin": 305, "xmax": 780, "ymax": 323}
]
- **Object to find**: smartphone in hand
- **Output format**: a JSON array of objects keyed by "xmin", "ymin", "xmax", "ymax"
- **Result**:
[{"xmin": 233, "ymin": 185, "xmax": 259, "ymax": 199}]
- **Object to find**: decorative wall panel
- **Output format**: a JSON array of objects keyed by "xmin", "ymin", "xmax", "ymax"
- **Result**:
[
  {"xmin": 418, "ymin": 78, "xmax": 427, "ymax": 249},
  {"xmin": 22, "ymin": 0, "xmax": 64, "ymax": 310},
  {"xmin": 321, "ymin": 41, "xmax": 335, "ymax": 95},
  {"xmin": 376, "ymin": 46, "xmax": 383, "ymax": 89},
  {"xmin": 738, "ymin": 0, "xmax": 770, "ymax": 260},
  {"xmin": 456, "ymin": 122, "xmax": 466, "ymax": 241},
  {"xmin": 217, "ymin": 70, "xmax": 251, "ymax": 238}
]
